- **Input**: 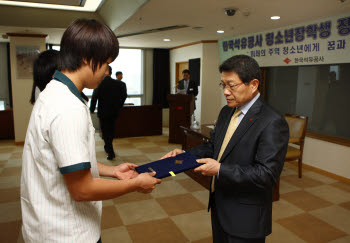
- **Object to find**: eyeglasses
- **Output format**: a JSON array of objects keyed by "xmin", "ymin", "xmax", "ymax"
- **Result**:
[{"xmin": 219, "ymin": 82, "xmax": 244, "ymax": 90}]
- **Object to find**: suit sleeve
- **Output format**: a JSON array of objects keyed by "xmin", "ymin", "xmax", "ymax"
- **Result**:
[
  {"xmin": 177, "ymin": 80, "xmax": 185, "ymax": 91},
  {"xmin": 218, "ymin": 116, "xmax": 289, "ymax": 190},
  {"xmin": 177, "ymin": 80, "xmax": 182, "ymax": 90},
  {"xmin": 89, "ymin": 87, "xmax": 99, "ymax": 113},
  {"xmin": 121, "ymin": 83, "xmax": 127, "ymax": 105},
  {"xmin": 192, "ymin": 81, "xmax": 198, "ymax": 97}
]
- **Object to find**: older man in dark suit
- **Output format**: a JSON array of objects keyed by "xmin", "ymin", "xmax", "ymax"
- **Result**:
[{"xmin": 162, "ymin": 55, "xmax": 289, "ymax": 243}]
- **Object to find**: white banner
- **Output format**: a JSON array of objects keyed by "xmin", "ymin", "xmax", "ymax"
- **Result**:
[{"xmin": 218, "ymin": 13, "xmax": 350, "ymax": 67}]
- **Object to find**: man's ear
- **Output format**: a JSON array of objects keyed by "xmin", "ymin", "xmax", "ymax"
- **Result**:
[{"xmin": 250, "ymin": 79, "xmax": 259, "ymax": 92}]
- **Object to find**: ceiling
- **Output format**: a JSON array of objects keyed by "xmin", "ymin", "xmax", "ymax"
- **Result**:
[
  {"xmin": 6, "ymin": 0, "xmax": 85, "ymax": 7},
  {"xmin": 116, "ymin": 0, "xmax": 350, "ymax": 48},
  {"xmin": 0, "ymin": 0, "xmax": 349, "ymax": 48},
  {"xmin": 0, "ymin": 0, "xmax": 103, "ymax": 11}
]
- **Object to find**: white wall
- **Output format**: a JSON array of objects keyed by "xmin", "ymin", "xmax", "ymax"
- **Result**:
[
  {"xmin": 170, "ymin": 42, "xmax": 224, "ymax": 125},
  {"xmin": 0, "ymin": 43, "xmax": 10, "ymax": 108},
  {"xmin": 143, "ymin": 48, "xmax": 153, "ymax": 105},
  {"xmin": 162, "ymin": 108, "xmax": 169, "ymax": 127},
  {"xmin": 201, "ymin": 43, "xmax": 222, "ymax": 125},
  {"xmin": 304, "ymin": 137, "xmax": 350, "ymax": 179},
  {"xmin": 170, "ymin": 43, "xmax": 203, "ymax": 122},
  {"xmin": 9, "ymin": 36, "xmax": 46, "ymax": 142}
]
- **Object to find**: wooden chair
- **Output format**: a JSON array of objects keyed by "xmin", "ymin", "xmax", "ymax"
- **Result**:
[{"xmin": 284, "ymin": 114, "xmax": 308, "ymax": 178}]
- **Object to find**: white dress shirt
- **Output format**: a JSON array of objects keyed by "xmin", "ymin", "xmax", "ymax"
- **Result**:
[{"xmin": 21, "ymin": 73, "xmax": 101, "ymax": 242}]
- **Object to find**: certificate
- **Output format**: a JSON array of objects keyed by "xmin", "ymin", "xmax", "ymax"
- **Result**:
[{"xmin": 135, "ymin": 153, "xmax": 200, "ymax": 179}]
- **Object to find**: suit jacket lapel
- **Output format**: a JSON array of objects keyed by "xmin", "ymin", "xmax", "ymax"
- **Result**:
[
  {"xmin": 219, "ymin": 98, "xmax": 264, "ymax": 163},
  {"xmin": 179, "ymin": 79, "xmax": 184, "ymax": 90}
]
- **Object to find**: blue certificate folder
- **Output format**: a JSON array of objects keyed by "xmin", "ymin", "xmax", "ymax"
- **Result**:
[{"xmin": 135, "ymin": 153, "xmax": 200, "ymax": 179}]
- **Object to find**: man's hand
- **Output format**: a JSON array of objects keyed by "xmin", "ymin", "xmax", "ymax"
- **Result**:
[
  {"xmin": 134, "ymin": 172, "xmax": 162, "ymax": 193},
  {"xmin": 112, "ymin": 163, "xmax": 139, "ymax": 180},
  {"xmin": 194, "ymin": 158, "xmax": 220, "ymax": 176},
  {"xmin": 160, "ymin": 149, "xmax": 184, "ymax": 159}
]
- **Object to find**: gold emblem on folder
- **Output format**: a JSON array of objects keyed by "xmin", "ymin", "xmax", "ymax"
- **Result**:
[{"xmin": 175, "ymin": 160, "xmax": 183, "ymax": 164}]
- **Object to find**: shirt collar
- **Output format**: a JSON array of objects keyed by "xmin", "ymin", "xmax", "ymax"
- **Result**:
[
  {"xmin": 239, "ymin": 92, "xmax": 260, "ymax": 115},
  {"xmin": 53, "ymin": 70, "xmax": 85, "ymax": 104}
]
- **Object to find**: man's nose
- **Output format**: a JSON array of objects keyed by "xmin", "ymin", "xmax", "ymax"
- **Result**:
[{"xmin": 223, "ymin": 87, "xmax": 231, "ymax": 95}]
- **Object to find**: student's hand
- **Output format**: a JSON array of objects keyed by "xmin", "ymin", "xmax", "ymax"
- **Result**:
[
  {"xmin": 113, "ymin": 163, "xmax": 139, "ymax": 180},
  {"xmin": 160, "ymin": 149, "xmax": 184, "ymax": 159},
  {"xmin": 134, "ymin": 172, "xmax": 162, "ymax": 193},
  {"xmin": 194, "ymin": 158, "xmax": 220, "ymax": 176}
]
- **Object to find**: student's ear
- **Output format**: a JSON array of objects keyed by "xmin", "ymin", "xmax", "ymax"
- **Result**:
[{"xmin": 82, "ymin": 59, "xmax": 92, "ymax": 66}]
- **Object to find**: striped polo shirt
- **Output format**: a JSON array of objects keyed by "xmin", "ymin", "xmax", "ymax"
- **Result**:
[{"xmin": 21, "ymin": 71, "xmax": 102, "ymax": 242}]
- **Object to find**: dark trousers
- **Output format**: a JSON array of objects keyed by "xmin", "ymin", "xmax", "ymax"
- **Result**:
[
  {"xmin": 210, "ymin": 193, "xmax": 265, "ymax": 243},
  {"xmin": 99, "ymin": 117, "xmax": 116, "ymax": 156}
]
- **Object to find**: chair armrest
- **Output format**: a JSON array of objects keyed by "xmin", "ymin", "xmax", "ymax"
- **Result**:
[{"xmin": 289, "ymin": 137, "xmax": 300, "ymax": 143}]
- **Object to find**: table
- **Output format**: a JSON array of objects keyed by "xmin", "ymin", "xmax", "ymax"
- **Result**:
[
  {"xmin": 114, "ymin": 105, "xmax": 162, "ymax": 138},
  {"xmin": 0, "ymin": 108, "xmax": 15, "ymax": 139}
]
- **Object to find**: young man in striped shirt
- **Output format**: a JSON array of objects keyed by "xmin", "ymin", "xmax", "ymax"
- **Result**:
[{"xmin": 21, "ymin": 19, "xmax": 161, "ymax": 243}]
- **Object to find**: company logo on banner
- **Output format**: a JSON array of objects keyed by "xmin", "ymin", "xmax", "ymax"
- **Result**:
[{"xmin": 218, "ymin": 13, "xmax": 350, "ymax": 67}]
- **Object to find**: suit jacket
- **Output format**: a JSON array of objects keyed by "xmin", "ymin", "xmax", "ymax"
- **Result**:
[
  {"xmin": 177, "ymin": 79, "xmax": 198, "ymax": 96},
  {"xmin": 90, "ymin": 76, "xmax": 127, "ymax": 119},
  {"xmin": 188, "ymin": 97, "xmax": 289, "ymax": 239}
]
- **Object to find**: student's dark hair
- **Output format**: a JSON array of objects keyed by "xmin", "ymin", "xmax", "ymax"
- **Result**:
[
  {"xmin": 182, "ymin": 69, "xmax": 190, "ymax": 75},
  {"xmin": 58, "ymin": 19, "xmax": 119, "ymax": 73},
  {"xmin": 116, "ymin": 71, "xmax": 122, "ymax": 76},
  {"xmin": 108, "ymin": 66, "xmax": 112, "ymax": 75},
  {"xmin": 219, "ymin": 55, "xmax": 260, "ymax": 84},
  {"xmin": 30, "ymin": 49, "xmax": 59, "ymax": 104}
]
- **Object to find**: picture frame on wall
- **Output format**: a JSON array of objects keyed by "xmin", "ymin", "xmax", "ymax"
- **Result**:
[{"xmin": 15, "ymin": 46, "xmax": 40, "ymax": 79}]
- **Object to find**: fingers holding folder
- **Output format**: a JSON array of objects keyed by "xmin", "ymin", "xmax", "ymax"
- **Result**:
[
  {"xmin": 160, "ymin": 148, "xmax": 185, "ymax": 159},
  {"xmin": 135, "ymin": 172, "xmax": 162, "ymax": 194}
]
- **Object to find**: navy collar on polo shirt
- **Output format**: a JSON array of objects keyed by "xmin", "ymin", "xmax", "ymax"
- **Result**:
[{"xmin": 53, "ymin": 70, "xmax": 85, "ymax": 104}]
